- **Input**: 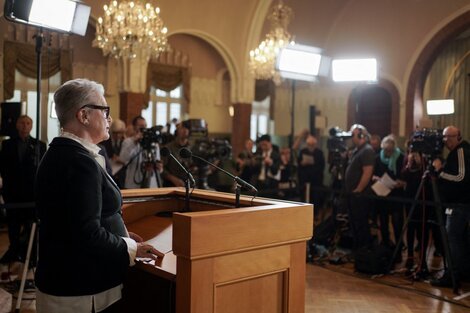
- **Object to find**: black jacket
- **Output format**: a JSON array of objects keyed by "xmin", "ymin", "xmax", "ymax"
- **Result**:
[
  {"xmin": 0, "ymin": 136, "xmax": 46, "ymax": 202},
  {"xmin": 439, "ymin": 140, "xmax": 470, "ymax": 205},
  {"xmin": 35, "ymin": 137, "xmax": 130, "ymax": 296}
]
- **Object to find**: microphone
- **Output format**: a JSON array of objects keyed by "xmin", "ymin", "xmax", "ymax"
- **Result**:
[
  {"xmin": 160, "ymin": 147, "xmax": 195, "ymax": 186},
  {"xmin": 179, "ymin": 147, "xmax": 258, "ymax": 193}
]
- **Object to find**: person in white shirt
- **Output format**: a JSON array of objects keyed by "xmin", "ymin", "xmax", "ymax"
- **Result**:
[{"xmin": 119, "ymin": 116, "xmax": 163, "ymax": 189}]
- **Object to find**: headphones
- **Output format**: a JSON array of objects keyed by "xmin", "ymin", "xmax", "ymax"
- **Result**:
[
  {"xmin": 350, "ymin": 124, "xmax": 369, "ymax": 140},
  {"xmin": 356, "ymin": 128, "xmax": 365, "ymax": 139}
]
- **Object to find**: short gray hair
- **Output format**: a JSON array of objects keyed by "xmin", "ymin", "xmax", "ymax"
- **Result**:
[
  {"xmin": 54, "ymin": 78, "xmax": 105, "ymax": 127},
  {"xmin": 381, "ymin": 134, "xmax": 397, "ymax": 150}
]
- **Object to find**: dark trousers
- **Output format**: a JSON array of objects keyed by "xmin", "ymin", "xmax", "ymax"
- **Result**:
[
  {"xmin": 347, "ymin": 193, "xmax": 372, "ymax": 251},
  {"xmin": 446, "ymin": 207, "xmax": 470, "ymax": 279},
  {"xmin": 5, "ymin": 206, "xmax": 35, "ymax": 260},
  {"xmin": 377, "ymin": 198, "xmax": 404, "ymax": 246}
]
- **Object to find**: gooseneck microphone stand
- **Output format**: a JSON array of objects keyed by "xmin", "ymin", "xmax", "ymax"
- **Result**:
[
  {"xmin": 179, "ymin": 148, "xmax": 257, "ymax": 208},
  {"xmin": 160, "ymin": 147, "xmax": 194, "ymax": 212}
]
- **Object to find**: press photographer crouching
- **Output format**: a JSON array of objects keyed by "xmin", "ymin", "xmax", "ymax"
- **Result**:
[
  {"xmin": 119, "ymin": 116, "xmax": 165, "ymax": 189},
  {"xmin": 430, "ymin": 126, "xmax": 470, "ymax": 288}
]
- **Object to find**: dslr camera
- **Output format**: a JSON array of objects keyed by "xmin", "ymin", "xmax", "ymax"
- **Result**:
[{"xmin": 409, "ymin": 128, "xmax": 444, "ymax": 157}]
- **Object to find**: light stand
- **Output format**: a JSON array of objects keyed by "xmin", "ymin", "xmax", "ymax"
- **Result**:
[
  {"xmin": 277, "ymin": 44, "xmax": 324, "ymax": 195},
  {"xmin": 4, "ymin": 2, "xmax": 90, "ymax": 311},
  {"xmin": 288, "ymin": 79, "xmax": 296, "ymax": 189},
  {"xmin": 4, "ymin": 0, "xmax": 91, "ymax": 141}
]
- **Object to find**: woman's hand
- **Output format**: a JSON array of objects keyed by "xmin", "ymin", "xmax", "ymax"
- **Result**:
[{"xmin": 136, "ymin": 243, "xmax": 165, "ymax": 261}]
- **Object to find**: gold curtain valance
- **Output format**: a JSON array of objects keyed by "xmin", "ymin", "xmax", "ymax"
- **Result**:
[
  {"xmin": 3, "ymin": 41, "xmax": 72, "ymax": 100},
  {"xmin": 145, "ymin": 62, "xmax": 191, "ymax": 110}
]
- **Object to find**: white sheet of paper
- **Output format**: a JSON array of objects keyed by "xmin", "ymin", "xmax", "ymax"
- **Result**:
[{"xmin": 371, "ymin": 173, "xmax": 397, "ymax": 196}]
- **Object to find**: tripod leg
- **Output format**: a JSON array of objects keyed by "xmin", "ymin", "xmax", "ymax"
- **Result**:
[
  {"xmin": 430, "ymin": 178, "xmax": 459, "ymax": 294},
  {"xmin": 15, "ymin": 222, "xmax": 36, "ymax": 313},
  {"xmin": 386, "ymin": 177, "xmax": 425, "ymax": 274}
]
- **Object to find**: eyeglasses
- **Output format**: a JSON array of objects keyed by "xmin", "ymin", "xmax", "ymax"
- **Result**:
[
  {"xmin": 443, "ymin": 134, "xmax": 458, "ymax": 138},
  {"xmin": 80, "ymin": 104, "xmax": 110, "ymax": 119}
]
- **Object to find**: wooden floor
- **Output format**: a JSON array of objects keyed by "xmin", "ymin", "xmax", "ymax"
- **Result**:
[{"xmin": 1, "ymin": 227, "xmax": 470, "ymax": 313}]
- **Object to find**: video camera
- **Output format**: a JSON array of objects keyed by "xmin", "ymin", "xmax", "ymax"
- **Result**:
[
  {"xmin": 191, "ymin": 138, "xmax": 232, "ymax": 162},
  {"xmin": 409, "ymin": 128, "xmax": 444, "ymax": 157},
  {"xmin": 327, "ymin": 127, "xmax": 351, "ymax": 154},
  {"xmin": 140, "ymin": 126, "xmax": 171, "ymax": 151},
  {"xmin": 327, "ymin": 127, "xmax": 351, "ymax": 180}
]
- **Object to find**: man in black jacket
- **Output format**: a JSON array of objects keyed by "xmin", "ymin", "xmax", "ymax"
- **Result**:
[
  {"xmin": 0, "ymin": 115, "xmax": 46, "ymax": 264},
  {"xmin": 431, "ymin": 125, "xmax": 470, "ymax": 288}
]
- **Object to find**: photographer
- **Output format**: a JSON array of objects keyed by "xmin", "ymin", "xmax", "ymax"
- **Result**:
[
  {"xmin": 119, "ymin": 116, "xmax": 163, "ymax": 189},
  {"xmin": 253, "ymin": 134, "xmax": 281, "ymax": 197},
  {"xmin": 344, "ymin": 124, "xmax": 375, "ymax": 251},
  {"xmin": 431, "ymin": 125, "xmax": 470, "ymax": 288}
]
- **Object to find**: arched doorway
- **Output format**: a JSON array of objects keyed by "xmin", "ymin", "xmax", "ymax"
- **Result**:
[
  {"xmin": 347, "ymin": 80, "xmax": 400, "ymax": 137},
  {"xmin": 350, "ymin": 86, "xmax": 391, "ymax": 138}
]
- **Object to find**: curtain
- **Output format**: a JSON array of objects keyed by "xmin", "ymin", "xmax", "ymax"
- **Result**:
[
  {"xmin": 424, "ymin": 37, "xmax": 470, "ymax": 138},
  {"xmin": 145, "ymin": 62, "xmax": 191, "ymax": 109},
  {"xmin": 3, "ymin": 41, "xmax": 72, "ymax": 100}
]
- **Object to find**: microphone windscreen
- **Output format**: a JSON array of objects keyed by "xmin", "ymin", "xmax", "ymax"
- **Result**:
[
  {"xmin": 160, "ymin": 147, "xmax": 170, "ymax": 157},
  {"xmin": 179, "ymin": 147, "xmax": 192, "ymax": 159}
]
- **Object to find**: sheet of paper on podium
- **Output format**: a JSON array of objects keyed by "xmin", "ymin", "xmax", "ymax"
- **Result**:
[{"xmin": 371, "ymin": 173, "xmax": 397, "ymax": 196}]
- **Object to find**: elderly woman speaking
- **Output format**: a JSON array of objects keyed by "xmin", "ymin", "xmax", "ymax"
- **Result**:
[{"xmin": 34, "ymin": 79, "xmax": 164, "ymax": 313}]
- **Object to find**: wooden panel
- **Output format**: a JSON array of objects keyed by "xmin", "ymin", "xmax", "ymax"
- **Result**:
[
  {"xmin": 214, "ymin": 271, "xmax": 287, "ymax": 313},
  {"xmin": 288, "ymin": 242, "xmax": 307, "ymax": 313},
  {"xmin": 213, "ymin": 245, "xmax": 290, "ymax": 283},
  {"xmin": 176, "ymin": 258, "xmax": 214, "ymax": 313},
  {"xmin": 173, "ymin": 204, "xmax": 313, "ymax": 258}
]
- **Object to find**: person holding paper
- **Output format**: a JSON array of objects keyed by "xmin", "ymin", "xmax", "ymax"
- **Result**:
[{"xmin": 372, "ymin": 135, "xmax": 405, "ymax": 258}]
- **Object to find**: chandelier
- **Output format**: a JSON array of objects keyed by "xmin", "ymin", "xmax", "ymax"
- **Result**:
[
  {"xmin": 93, "ymin": 0, "xmax": 169, "ymax": 60},
  {"xmin": 249, "ymin": 0, "xmax": 294, "ymax": 82}
]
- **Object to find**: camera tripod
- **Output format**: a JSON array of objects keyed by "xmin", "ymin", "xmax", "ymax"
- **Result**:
[{"xmin": 386, "ymin": 161, "xmax": 458, "ymax": 293}]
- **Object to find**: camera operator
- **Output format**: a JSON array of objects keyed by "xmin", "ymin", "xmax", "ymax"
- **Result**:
[
  {"xmin": 431, "ymin": 125, "xmax": 470, "ymax": 287},
  {"xmin": 119, "ymin": 116, "xmax": 162, "ymax": 189},
  {"xmin": 344, "ymin": 124, "xmax": 375, "ymax": 251},
  {"xmin": 161, "ymin": 123, "xmax": 192, "ymax": 187}
]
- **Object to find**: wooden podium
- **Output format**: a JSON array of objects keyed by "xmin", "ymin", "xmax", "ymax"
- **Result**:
[{"xmin": 120, "ymin": 187, "xmax": 313, "ymax": 313}]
